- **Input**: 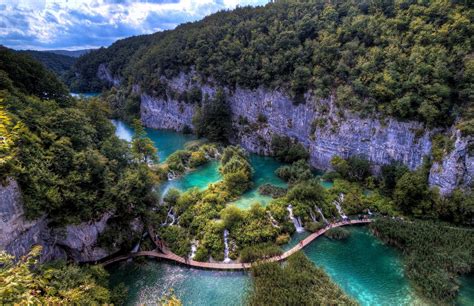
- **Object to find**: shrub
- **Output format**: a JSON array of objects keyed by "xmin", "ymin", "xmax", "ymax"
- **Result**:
[
  {"xmin": 275, "ymin": 233, "xmax": 290, "ymax": 245},
  {"xmin": 276, "ymin": 159, "xmax": 313, "ymax": 184},
  {"xmin": 431, "ymin": 134, "xmax": 455, "ymax": 163},
  {"xmin": 305, "ymin": 221, "xmax": 325, "ymax": 233},
  {"xmin": 331, "ymin": 155, "xmax": 371, "ymax": 182},
  {"xmin": 159, "ymin": 226, "xmax": 190, "ymax": 257},
  {"xmin": 239, "ymin": 243, "xmax": 282, "ymax": 263},
  {"xmin": 258, "ymin": 184, "xmax": 287, "ymax": 198},
  {"xmin": 188, "ymin": 151, "xmax": 207, "ymax": 168},
  {"xmin": 371, "ymin": 219, "xmax": 474, "ymax": 303},
  {"xmin": 193, "ymin": 245, "xmax": 209, "ymax": 262},
  {"xmin": 248, "ymin": 252, "xmax": 356, "ymax": 305},
  {"xmin": 270, "ymin": 135, "xmax": 309, "ymax": 163},
  {"xmin": 325, "ymin": 227, "xmax": 350, "ymax": 240}
]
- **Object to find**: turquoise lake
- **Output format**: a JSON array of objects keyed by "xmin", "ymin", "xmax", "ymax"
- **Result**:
[
  {"xmin": 110, "ymin": 120, "xmax": 472, "ymax": 306},
  {"xmin": 112, "ymin": 119, "xmax": 197, "ymax": 162}
]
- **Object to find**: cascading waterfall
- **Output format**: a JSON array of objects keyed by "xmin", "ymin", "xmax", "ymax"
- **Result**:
[
  {"xmin": 332, "ymin": 193, "xmax": 348, "ymax": 220},
  {"xmin": 287, "ymin": 205, "xmax": 305, "ymax": 233},
  {"xmin": 161, "ymin": 207, "xmax": 177, "ymax": 226},
  {"xmin": 167, "ymin": 209, "xmax": 176, "ymax": 225},
  {"xmin": 309, "ymin": 209, "xmax": 317, "ymax": 222},
  {"xmin": 131, "ymin": 241, "xmax": 140, "ymax": 253},
  {"xmin": 223, "ymin": 229, "xmax": 231, "ymax": 263},
  {"xmin": 315, "ymin": 206, "xmax": 329, "ymax": 224},
  {"xmin": 131, "ymin": 232, "xmax": 147, "ymax": 253},
  {"xmin": 190, "ymin": 243, "xmax": 197, "ymax": 259}
]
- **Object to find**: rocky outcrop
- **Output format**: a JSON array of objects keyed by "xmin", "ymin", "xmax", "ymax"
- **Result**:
[
  {"xmin": 0, "ymin": 179, "xmax": 65, "ymax": 261},
  {"xmin": 139, "ymin": 73, "xmax": 473, "ymax": 194},
  {"xmin": 97, "ymin": 63, "xmax": 121, "ymax": 87},
  {"xmin": 54, "ymin": 212, "xmax": 113, "ymax": 262},
  {"xmin": 0, "ymin": 179, "xmax": 114, "ymax": 262},
  {"xmin": 429, "ymin": 131, "xmax": 473, "ymax": 194},
  {"xmin": 141, "ymin": 94, "xmax": 195, "ymax": 131}
]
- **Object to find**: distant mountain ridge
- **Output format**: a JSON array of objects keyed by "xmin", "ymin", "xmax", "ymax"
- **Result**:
[
  {"xmin": 18, "ymin": 50, "xmax": 77, "ymax": 79},
  {"xmin": 44, "ymin": 49, "xmax": 94, "ymax": 58}
]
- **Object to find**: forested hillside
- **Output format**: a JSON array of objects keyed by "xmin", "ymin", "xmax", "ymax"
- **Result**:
[
  {"xmin": 70, "ymin": 0, "xmax": 473, "ymax": 127},
  {"xmin": 19, "ymin": 50, "xmax": 77, "ymax": 80},
  {"xmin": 0, "ymin": 47, "xmax": 157, "ymax": 229}
]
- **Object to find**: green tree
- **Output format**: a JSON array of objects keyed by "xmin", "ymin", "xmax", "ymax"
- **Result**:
[
  {"xmin": 0, "ymin": 246, "xmax": 114, "ymax": 304},
  {"xmin": 193, "ymin": 89, "xmax": 231, "ymax": 142},
  {"xmin": 132, "ymin": 119, "xmax": 158, "ymax": 163}
]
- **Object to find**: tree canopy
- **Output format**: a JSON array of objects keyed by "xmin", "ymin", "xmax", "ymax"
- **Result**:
[{"xmin": 69, "ymin": 0, "xmax": 473, "ymax": 126}]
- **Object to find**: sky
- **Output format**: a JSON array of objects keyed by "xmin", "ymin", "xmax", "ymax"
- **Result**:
[{"xmin": 0, "ymin": 0, "xmax": 269, "ymax": 51}]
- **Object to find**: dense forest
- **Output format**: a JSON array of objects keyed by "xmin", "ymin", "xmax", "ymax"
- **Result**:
[
  {"xmin": 18, "ymin": 50, "xmax": 77, "ymax": 81},
  {"xmin": 0, "ymin": 46, "xmax": 158, "ymax": 248},
  {"xmin": 70, "ymin": 0, "xmax": 473, "ymax": 127}
]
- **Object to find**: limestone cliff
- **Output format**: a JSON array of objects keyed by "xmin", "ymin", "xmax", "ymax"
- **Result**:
[
  {"xmin": 139, "ymin": 73, "xmax": 472, "ymax": 195},
  {"xmin": 0, "ymin": 179, "xmax": 113, "ymax": 262},
  {"xmin": 97, "ymin": 63, "xmax": 121, "ymax": 87}
]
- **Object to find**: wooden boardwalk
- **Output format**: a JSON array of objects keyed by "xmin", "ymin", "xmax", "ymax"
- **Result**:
[{"xmin": 102, "ymin": 219, "xmax": 372, "ymax": 270}]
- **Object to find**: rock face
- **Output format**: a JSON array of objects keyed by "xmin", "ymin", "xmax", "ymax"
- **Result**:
[
  {"xmin": 139, "ymin": 73, "xmax": 473, "ymax": 194},
  {"xmin": 97, "ymin": 64, "xmax": 121, "ymax": 87},
  {"xmin": 429, "ymin": 131, "xmax": 474, "ymax": 194},
  {"xmin": 0, "ymin": 179, "xmax": 65, "ymax": 261},
  {"xmin": 54, "ymin": 212, "xmax": 112, "ymax": 262},
  {"xmin": 0, "ymin": 179, "xmax": 113, "ymax": 262},
  {"xmin": 141, "ymin": 94, "xmax": 195, "ymax": 131}
]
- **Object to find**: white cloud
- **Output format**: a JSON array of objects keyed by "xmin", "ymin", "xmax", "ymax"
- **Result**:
[{"xmin": 0, "ymin": 0, "xmax": 269, "ymax": 50}]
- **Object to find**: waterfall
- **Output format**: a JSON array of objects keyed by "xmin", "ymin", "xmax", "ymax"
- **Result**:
[
  {"xmin": 315, "ymin": 206, "xmax": 329, "ymax": 224},
  {"xmin": 161, "ymin": 207, "xmax": 177, "ymax": 226},
  {"xmin": 131, "ymin": 241, "xmax": 140, "ymax": 253},
  {"xmin": 332, "ymin": 193, "xmax": 348, "ymax": 220},
  {"xmin": 131, "ymin": 233, "xmax": 146, "ymax": 253},
  {"xmin": 168, "ymin": 209, "xmax": 176, "ymax": 225},
  {"xmin": 309, "ymin": 209, "xmax": 317, "ymax": 222},
  {"xmin": 367, "ymin": 208, "xmax": 373, "ymax": 216},
  {"xmin": 287, "ymin": 205, "xmax": 305, "ymax": 233},
  {"xmin": 190, "ymin": 243, "xmax": 197, "ymax": 259},
  {"xmin": 223, "ymin": 229, "xmax": 231, "ymax": 263},
  {"xmin": 267, "ymin": 211, "xmax": 280, "ymax": 228}
]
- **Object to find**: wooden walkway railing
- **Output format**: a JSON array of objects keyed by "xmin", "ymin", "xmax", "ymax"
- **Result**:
[{"xmin": 102, "ymin": 219, "xmax": 372, "ymax": 269}]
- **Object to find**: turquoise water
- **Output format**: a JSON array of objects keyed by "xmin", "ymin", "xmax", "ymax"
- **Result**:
[
  {"xmin": 458, "ymin": 275, "xmax": 474, "ymax": 306},
  {"xmin": 281, "ymin": 231, "xmax": 310, "ymax": 252},
  {"xmin": 160, "ymin": 161, "xmax": 221, "ymax": 195},
  {"xmin": 305, "ymin": 226, "xmax": 417, "ymax": 305},
  {"xmin": 71, "ymin": 92, "xmax": 100, "ymax": 98},
  {"xmin": 108, "ymin": 121, "xmax": 473, "ymax": 305},
  {"xmin": 233, "ymin": 154, "xmax": 287, "ymax": 209},
  {"xmin": 108, "ymin": 226, "xmax": 428, "ymax": 305},
  {"xmin": 112, "ymin": 119, "xmax": 196, "ymax": 162},
  {"xmin": 108, "ymin": 261, "xmax": 250, "ymax": 306}
]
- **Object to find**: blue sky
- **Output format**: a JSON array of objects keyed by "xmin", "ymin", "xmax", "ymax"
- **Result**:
[{"xmin": 0, "ymin": 0, "xmax": 269, "ymax": 50}]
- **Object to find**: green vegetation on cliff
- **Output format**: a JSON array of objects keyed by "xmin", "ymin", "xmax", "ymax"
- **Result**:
[{"xmin": 70, "ymin": 0, "xmax": 473, "ymax": 126}]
